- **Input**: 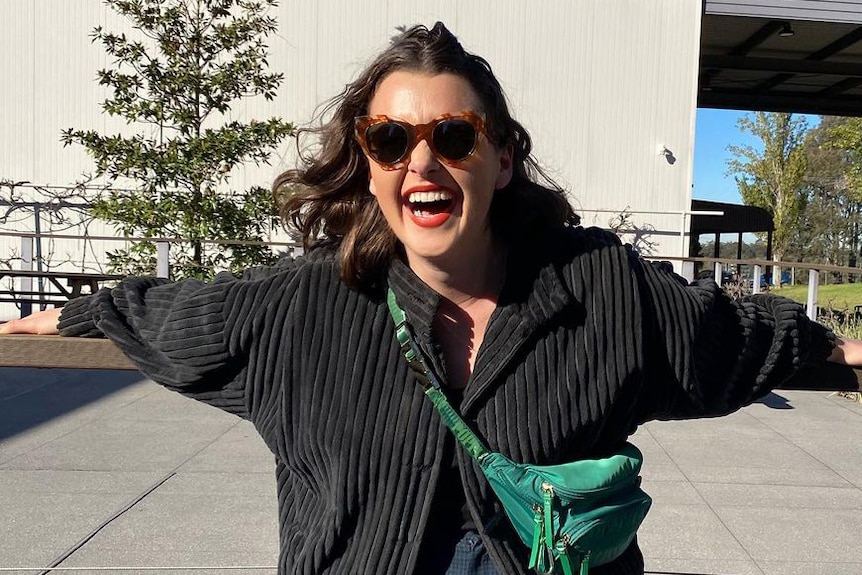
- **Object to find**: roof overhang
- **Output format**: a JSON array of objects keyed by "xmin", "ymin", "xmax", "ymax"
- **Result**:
[
  {"xmin": 699, "ymin": 13, "xmax": 862, "ymax": 116},
  {"xmin": 690, "ymin": 200, "xmax": 774, "ymax": 235}
]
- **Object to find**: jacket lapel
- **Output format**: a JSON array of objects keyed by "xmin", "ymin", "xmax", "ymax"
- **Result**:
[{"xmin": 463, "ymin": 258, "xmax": 572, "ymax": 413}]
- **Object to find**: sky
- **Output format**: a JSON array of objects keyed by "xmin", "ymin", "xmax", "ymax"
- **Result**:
[
  {"xmin": 692, "ymin": 108, "xmax": 757, "ymax": 204},
  {"xmin": 692, "ymin": 108, "xmax": 820, "ymax": 204}
]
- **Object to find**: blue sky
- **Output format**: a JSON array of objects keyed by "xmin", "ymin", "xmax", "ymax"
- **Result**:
[
  {"xmin": 692, "ymin": 108, "xmax": 757, "ymax": 204},
  {"xmin": 693, "ymin": 109, "xmax": 819, "ymax": 204}
]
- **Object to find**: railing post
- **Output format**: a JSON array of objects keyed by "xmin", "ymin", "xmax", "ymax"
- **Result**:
[
  {"xmin": 680, "ymin": 260, "xmax": 695, "ymax": 283},
  {"xmin": 714, "ymin": 261, "xmax": 722, "ymax": 284},
  {"xmin": 19, "ymin": 235, "xmax": 33, "ymax": 318},
  {"xmin": 807, "ymin": 269, "xmax": 819, "ymax": 321},
  {"xmin": 752, "ymin": 264, "xmax": 762, "ymax": 294},
  {"xmin": 156, "ymin": 241, "xmax": 170, "ymax": 279}
]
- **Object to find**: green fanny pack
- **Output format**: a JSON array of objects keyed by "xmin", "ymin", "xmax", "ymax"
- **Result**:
[{"xmin": 387, "ymin": 290, "xmax": 652, "ymax": 575}]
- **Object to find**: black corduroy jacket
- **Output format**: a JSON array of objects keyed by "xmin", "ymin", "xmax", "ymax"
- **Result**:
[{"xmin": 57, "ymin": 226, "xmax": 835, "ymax": 575}]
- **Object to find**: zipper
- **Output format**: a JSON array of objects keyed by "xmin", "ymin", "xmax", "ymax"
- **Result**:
[{"xmin": 483, "ymin": 458, "xmax": 639, "ymax": 508}]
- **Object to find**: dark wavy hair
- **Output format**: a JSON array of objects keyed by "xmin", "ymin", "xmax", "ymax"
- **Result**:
[{"xmin": 274, "ymin": 22, "xmax": 578, "ymax": 288}]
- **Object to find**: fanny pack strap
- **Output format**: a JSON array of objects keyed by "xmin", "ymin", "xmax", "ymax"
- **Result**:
[
  {"xmin": 387, "ymin": 288, "xmax": 583, "ymax": 575},
  {"xmin": 386, "ymin": 288, "xmax": 489, "ymax": 461}
]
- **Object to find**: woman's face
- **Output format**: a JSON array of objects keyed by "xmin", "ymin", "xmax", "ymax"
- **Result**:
[{"xmin": 364, "ymin": 71, "xmax": 512, "ymax": 270}]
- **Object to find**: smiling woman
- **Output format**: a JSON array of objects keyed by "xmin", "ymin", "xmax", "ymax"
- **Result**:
[{"xmin": 2, "ymin": 21, "xmax": 861, "ymax": 575}]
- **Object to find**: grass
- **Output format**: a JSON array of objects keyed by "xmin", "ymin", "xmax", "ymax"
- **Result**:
[{"xmin": 772, "ymin": 283, "xmax": 862, "ymax": 312}]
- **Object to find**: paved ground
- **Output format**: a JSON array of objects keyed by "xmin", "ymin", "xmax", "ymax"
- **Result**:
[{"xmin": 2, "ymin": 368, "xmax": 862, "ymax": 575}]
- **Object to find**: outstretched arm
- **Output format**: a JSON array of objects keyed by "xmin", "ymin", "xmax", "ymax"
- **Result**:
[
  {"xmin": 829, "ymin": 337, "xmax": 862, "ymax": 366},
  {"xmin": 0, "ymin": 308, "xmax": 62, "ymax": 335}
]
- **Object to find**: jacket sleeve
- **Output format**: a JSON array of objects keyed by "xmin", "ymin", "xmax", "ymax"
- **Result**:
[
  {"xmin": 631, "ymin": 253, "xmax": 836, "ymax": 422},
  {"xmin": 57, "ymin": 256, "xmax": 305, "ymax": 419}
]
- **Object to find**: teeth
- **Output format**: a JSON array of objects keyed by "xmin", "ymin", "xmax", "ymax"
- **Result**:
[{"xmin": 407, "ymin": 191, "xmax": 452, "ymax": 204}]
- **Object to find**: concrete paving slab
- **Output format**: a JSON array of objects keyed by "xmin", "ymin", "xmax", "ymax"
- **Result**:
[
  {"xmin": 0, "ymin": 369, "xmax": 155, "ymax": 465},
  {"xmin": 1, "ymin": 416, "xmax": 238, "ymax": 472},
  {"xmin": 66, "ymin": 488, "xmax": 277, "ymax": 553},
  {"xmin": 695, "ymin": 482, "xmax": 862, "ymax": 510},
  {"xmin": 833, "ymin": 467, "xmax": 862, "ymax": 489},
  {"xmin": 0, "ymin": 468, "xmax": 162, "ymax": 495},
  {"xmin": 638, "ymin": 479, "xmax": 707, "ymax": 506},
  {"xmin": 655, "ymin": 433, "xmax": 826, "ymax": 471},
  {"xmin": 1, "ymin": 490, "xmax": 143, "ymax": 566},
  {"xmin": 155, "ymin": 471, "xmax": 275, "ymax": 498},
  {"xmin": 58, "ymin": 548, "xmax": 278, "ymax": 575},
  {"xmin": 758, "ymin": 561, "xmax": 862, "ymax": 575},
  {"xmin": 679, "ymin": 465, "xmax": 850, "ymax": 487},
  {"xmin": 645, "ymin": 558, "xmax": 764, "ymax": 575},
  {"xmin": 788, "ymin": 435, "xmax": 862, "ymax": 471},
  {"xmin": 715, "ymin": 506, "xmax": 862, "ymax": 562},
  {"xmin": 637, "ymin": 503, "xmax": 753, "ymax": 562},
  {"xmin": 638, "ymin": 462, "xmax": 688, "ymax": 482},
  {"xmin": 628, "ymin": 430, "xmax": 679, "ymax": 466},
  {"xmin": 107, "ymin": 385, "xmax": 239, "ymax": 424},
  {"xmin": 643, "ymin": 409, "xmax": 777, "ymax": 439},
  {"xmin": 179, "ymin": 420, "xmax": 275, "ymax": 473},
  {"xmin": 3, "ymin": 374, "xmax": 862, "ymax": 575}
]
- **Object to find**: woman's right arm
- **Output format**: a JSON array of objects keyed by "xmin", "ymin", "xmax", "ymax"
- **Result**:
[{"xmin": 0, "ymin": 260, "xmax": 305, "ymax": 420}]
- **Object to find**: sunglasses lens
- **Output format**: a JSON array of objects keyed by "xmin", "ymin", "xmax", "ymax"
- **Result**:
[
  {"xmin": 365, "ymin": 122, "xmax": 409, "ymax": 164},
  {"xmin": 433, "ymin": 119, "xmax": 478, "ymax": 161}
]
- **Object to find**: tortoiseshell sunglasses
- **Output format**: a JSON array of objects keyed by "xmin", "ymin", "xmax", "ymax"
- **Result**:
[{"xmin": 354, "ymin": 112, "xmax": 489, "ymax": 170}]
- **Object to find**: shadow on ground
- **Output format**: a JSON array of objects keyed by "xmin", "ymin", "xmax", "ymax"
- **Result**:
[
  {"xmin": 0, "ymin": 368, "xmax": 147, "ymax": 441},
  {"xmin": 756, "ymin": 391, "xmax": 793, "ymax": 409}
]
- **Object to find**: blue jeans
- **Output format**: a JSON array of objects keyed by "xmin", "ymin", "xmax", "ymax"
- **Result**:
[{"xmin": 443, "ymin": 531, "xmax": 500, "ymax": 575}]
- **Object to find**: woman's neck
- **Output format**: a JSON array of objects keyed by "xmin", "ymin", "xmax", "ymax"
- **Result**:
[{"xmin": 406, "ymin": 240, "xmax": 507, "ymax": 307}]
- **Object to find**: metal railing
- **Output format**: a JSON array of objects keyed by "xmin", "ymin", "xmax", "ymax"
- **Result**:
[
  {"xmin": 654, "ymin": 255, "xmax": 862, "ymax": 321},
  {"xmin": 3, "ymin": 231, "xmax": 860, "ymax": 322}
]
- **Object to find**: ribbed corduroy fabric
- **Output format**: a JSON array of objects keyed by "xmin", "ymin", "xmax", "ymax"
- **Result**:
[{"xmin": 57, "ymin": 226, "xmax": 835, "ymax": 575}]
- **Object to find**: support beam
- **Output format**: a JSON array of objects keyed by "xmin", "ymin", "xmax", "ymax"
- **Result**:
[{"xmin": 700, "ymin": 55, "xmax": 862, "ymax": 77}]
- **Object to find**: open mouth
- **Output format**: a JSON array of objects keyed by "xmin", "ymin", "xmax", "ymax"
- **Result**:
[{"xmin": 406, "ymin": 190, "xmax": 454, "ymax": 216}]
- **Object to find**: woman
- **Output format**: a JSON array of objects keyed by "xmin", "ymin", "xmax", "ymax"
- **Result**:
[{"xmin": 2, "ymin": 22, "xmax": 861, "ymax": 575}]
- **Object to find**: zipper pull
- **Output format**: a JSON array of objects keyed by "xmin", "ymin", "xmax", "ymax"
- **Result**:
[
  {"xmin": 542, "ymin": 482, "xmax": 556, "ymax": 562},
  {"xmin": 529, "ymin": 505, "xmax": 544, "ymax": 571},
  {"xmin": 579, "ymin": 552, "xmax": 591, "ymax": 575}
]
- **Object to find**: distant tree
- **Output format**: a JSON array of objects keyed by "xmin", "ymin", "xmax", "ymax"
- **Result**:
[
  {"xmin": 791, "ymin": 116, "xmax": 861, "ymax": 271},
  {"xmin": 726, "ymin": 112, "xmax": 808, "ymax": 284},
  {"xmin": 62, "ymin": 0, "xmax": 292, "ymax": 279},
  {"xmin": 821, "ymin": 116, "xmax": 862, "ymax": 269}
]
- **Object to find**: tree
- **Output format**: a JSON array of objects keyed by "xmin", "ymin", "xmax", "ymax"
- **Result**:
[
  {"xmin": 791, "ymin": 116, "xmax": 862, "ymax": 273},
  {"xmin": 62, "ymin": 0, "xmax": 293, "ymax": 279},
  {"xmin": 822, "ymin": 116, "xmax": 862, "ymax": 270},
  {"xmin": 726, "ymin": 112, "xmax": 808, "ymax": 284}
]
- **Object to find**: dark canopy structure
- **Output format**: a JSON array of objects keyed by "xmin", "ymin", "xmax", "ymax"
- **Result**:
[
  {"xmin": 689, "ymin": 199, "xmax": 774, "ymax": 260},
  {"xmin": 699, "ymin": 10, "xmax": 862, "ymax": 117}
]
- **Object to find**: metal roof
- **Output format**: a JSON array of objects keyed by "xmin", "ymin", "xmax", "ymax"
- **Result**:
[{"xmin": 699, "ymin": 14, "xmax": 862, "ymax": 116}]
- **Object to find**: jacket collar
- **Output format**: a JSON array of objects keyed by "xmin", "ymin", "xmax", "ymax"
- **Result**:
[{"xmin": 386, "ymin": 243, "xmax": 573, "ymax": 409}]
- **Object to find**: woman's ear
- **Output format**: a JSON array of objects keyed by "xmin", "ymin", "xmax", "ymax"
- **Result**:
[{"xmin": 495, "ymin": 144, "xmax": 514, "ymax": 190}]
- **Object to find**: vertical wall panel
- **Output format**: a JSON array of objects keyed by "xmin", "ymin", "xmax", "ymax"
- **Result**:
[{"xmin": 0, "ymin": 0, "xmax": 703, "ymax": 318}]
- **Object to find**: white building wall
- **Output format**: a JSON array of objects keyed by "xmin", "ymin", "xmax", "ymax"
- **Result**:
[{"xmin": 0, "ymin": 0, "xmax": 702, "ymax": 318}]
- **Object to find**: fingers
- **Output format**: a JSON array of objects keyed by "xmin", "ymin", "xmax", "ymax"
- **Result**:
[{"xmin": 0, "ymin": 309, "xmax": 61, "ymax": 335}]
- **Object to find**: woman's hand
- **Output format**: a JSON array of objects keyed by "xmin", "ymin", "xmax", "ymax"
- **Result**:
[
  {"xmin": 0, "ymin": 308, "xmax": 62, "ymax": 335},
  {"xmin": 828, "ymin": 337, "xmax": 862, "ymax": 367}
]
